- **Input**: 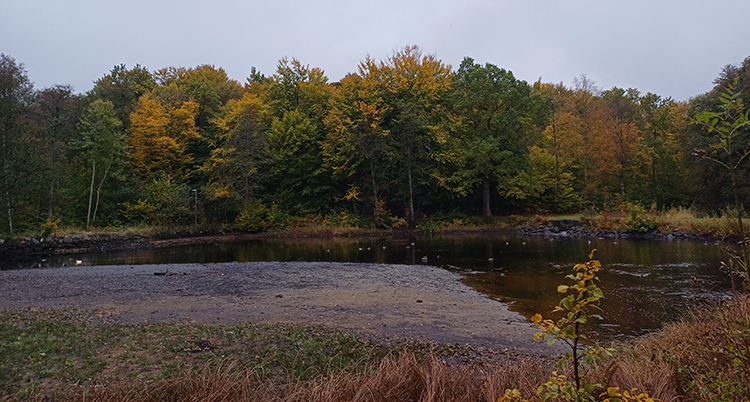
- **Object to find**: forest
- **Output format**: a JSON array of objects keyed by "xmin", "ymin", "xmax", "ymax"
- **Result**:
[{"xmin": 1, "ymin": 47, "xmax": 749, "ymax": 236}]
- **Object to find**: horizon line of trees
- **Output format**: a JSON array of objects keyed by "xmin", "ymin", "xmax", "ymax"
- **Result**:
[{"xmin": 1, "ymin": 47, "xmax": 749, "ymax": 235}]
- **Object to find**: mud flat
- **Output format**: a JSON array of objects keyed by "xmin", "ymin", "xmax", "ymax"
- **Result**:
[{"xmin": 0, "ymin": 261, "xmax": 561, "ymax": 356}]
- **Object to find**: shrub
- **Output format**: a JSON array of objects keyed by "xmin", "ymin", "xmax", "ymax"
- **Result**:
[
  {"xmin": 41, "ymin": 218, "xmax": 61, "ymax": 237},
  {"xmin": 235, "ymin": 201, "xmax": 271, "ymax": 232},
  {"xmin": 626, "ymin": 204, "xmax": 657, "ymax": 233}
]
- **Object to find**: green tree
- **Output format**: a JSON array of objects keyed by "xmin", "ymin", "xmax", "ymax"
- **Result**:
[
  {"xmin": 445, "ymin": 58, "xmax": 545, "ymax": 216},
  {"xmin": 266, "ymin": 109, "xmax": 330, "ymax": 212},
  {"xmin": 323, "ymin": 72, "xmax": 395, "ymax": 226},
  {"xmin": 202, "ymin": 93, "xmax": 270, "ymax": 218},
  {"xmin": 90, "ymin": 64, "xmax": 155, "ymax": 129},
  {"xmin": 121, "ymin": 174, "xmax": 193, "ymax": 226},
  {"xmin": 32, "ymin": 85, "xmax": 82, "ymax": 222},
  {"xmin": 631, "ymin": 93, "xmax": 687, "ymax": 208},
  {"xmin": 0, "ymin": 54, "xmax": 35, "ymax": 234},
  {"xmin": 74, "ymin": 100, "xmax": 127, "ymax": 229},
  {"xmin": 352, "ymin": 46, "xmax": 453, "ymax": 225},
  {"xmin": 685, "ymin": 57, "xmax": 750, "ymax": 212},
  {"xmin": 256, "ymin": 58, "xmax": 334, "ymax": 214}
]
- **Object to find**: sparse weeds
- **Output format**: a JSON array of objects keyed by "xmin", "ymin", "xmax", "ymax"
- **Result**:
[{"xmin": 0, "ymin": 309, "xmax": 392, "ymax": 400}]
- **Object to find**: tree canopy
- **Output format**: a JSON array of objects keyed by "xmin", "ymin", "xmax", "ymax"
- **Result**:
[{"xmin": 1, "ymin": 50, "xmax": 749, "ymax": 234}]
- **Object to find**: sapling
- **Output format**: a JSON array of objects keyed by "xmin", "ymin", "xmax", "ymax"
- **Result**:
[{"xmin": 500, "ymin": 250, "xmax": 657, "ymax": 402}]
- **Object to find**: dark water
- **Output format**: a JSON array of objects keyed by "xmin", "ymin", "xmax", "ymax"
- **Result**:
[{"xmin": 6, "ymin": 233, "xmax": 731, "ymax": 340}]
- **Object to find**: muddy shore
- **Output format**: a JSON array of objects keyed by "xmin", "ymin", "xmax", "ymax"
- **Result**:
[{"xmin": 0, "ymin": 261, "xmax": 563, "ymax": 357}]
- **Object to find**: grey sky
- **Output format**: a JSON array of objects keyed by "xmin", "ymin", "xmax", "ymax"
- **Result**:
[{"xmin": 3, "ymin": 0, "xmax": 749, "ymax": 101}]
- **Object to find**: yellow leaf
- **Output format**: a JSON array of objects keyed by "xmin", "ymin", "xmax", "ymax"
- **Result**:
[
  {"xmin": 531, "ymin": 313, "xmax": 543, "ymax": 323},
  {"xmin": 557, "ymin": 285, "xmax": 569, "ymax": 293}
]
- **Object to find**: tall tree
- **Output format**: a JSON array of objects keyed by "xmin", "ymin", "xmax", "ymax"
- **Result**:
[
  {"xmin": 631, "ymin": 93, "xmax": 686, "ymax": 208},
  {"xmin": 0, "ymin": 54, "xmax": 35, "ymax": 234},
  {"xmin": 601, "ymin": 87, "xmax": 641, "ymax": 201},
  {"xmin": 32, "ymin": 85, "xmax": 81, "ymax": 221},
  {"xmin": 74, "ymin": 100, "xmax": 126, "ymax": 229},
  {"xmin": 90, "ymin": 64, "xmax": 155, "ymax": 129},
  {"xmin": 352, "ymin": 46, "xmax": 453, "ymax": 225},
  {"xmin": 692, "ymin": 78, "xmax": 750, "ymax": 286},
  {"xmin": 323, "ymin": 72, "xmax": 395, "ymax": 225},
  {"xmin": 445, "ymin": 58, "xmax": 545, "ymax": 216},
  {"xmin": 153, "ymin": 65, "xmax": 245, "ymax": 182},
  {"xmin": 257, "ymin": 58, "xmax": 334, "ymax": 214},
  {"xmin": 129, "ymin": 94, "xmax": 199, "ymax": 181},
  {"xmin": 203, "ymin": 93, "xmax": 269, "ymax": 205},
  {"xmin": 531, "ymin": 82, "xmax": 583, "ymax": 212}
]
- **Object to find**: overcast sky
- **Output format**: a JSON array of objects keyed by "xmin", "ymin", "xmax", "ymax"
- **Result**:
[{"xmin": 3, "ymin": 0, "xmax": 749, "ymax": 101}]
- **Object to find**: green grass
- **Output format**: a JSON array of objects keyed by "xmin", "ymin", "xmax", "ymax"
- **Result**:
[{"xmin": 0, "ymin": 308, "xmax": 397, "ymax": 400}]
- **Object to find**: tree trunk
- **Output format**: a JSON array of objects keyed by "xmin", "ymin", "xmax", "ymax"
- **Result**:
[
  {"xmin": 86, "ymin": 160, "xmax": 96, "ymax": 230},
  {"xmin": 407, "ymin": 163, "xmax": 415, "ymax": 226},
  {"xmin": 48, "ymin": 180, "xmax": 54, "ymax": 221},
  {"xmin": 1, "ymin": 133, "xmax": 12, "ymax": 234},
  {"xmin": 92, "ymin": 155, "xmax": 113, "ymax": 225},
  {"xmin": 551, "ymin": 118, "xmax": 560, "ymax": 197},
  {"xmin": 651, "ymin": 162, "xmax": 657, "ymax": 209},
  {"xmin": 370, "ymin": 158, "xmax": 380, "ymax": 223},
  {"xmin": 483, "ymin": 176, "xmax": 492, "ymax": 217},
  {"xmin": 5, "ymin": 190, "xmax": 12, "ymax": 235}
]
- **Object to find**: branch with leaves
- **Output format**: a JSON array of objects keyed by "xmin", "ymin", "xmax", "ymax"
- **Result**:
[{"xmin": 692, "ymin": 78, "xmax": 750, "ymax": 288}]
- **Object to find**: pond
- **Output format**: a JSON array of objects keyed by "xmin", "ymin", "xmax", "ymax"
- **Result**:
[{"xmin": 7, "ymin": 233, "xmax": 732, "ymax": 341}]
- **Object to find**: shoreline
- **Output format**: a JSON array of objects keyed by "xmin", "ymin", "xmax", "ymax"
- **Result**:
[
  {"xmin": 0, "ymin": 222, "xmax": 717, "ymax": 263},
  {"xmin": 0, "ymin": 261, "xmax": 564, "ymax": 358}
]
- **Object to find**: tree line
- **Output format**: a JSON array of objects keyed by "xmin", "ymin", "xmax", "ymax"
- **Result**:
[{"xmin": 1, "ymin": 47, "xmax": 749, "ymax": 235}]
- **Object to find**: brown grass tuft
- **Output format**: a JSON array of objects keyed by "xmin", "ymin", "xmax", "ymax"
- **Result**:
[
  {"xmin": 588, "ymin": 293, "xmax": 750, "ymax": 402},
  {"xmin": 62, "ymin": 353, "xmax": 549, "ymax": 402}
]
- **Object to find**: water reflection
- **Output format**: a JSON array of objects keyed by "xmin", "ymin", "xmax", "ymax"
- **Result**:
[{"xmin": 4, "ymin": 233, "xmax": 730, "ymax": 340}]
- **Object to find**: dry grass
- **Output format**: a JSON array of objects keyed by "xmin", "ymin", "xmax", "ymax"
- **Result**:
[
  {"xmin": 588, "ymin": 294, "xmax": 750, "ymax": 402},
  {"xmin": 4, "ymin": 296, "xmax": 749, "ymax": 401},
  {"xmin": 59, "ymin": 353, "xmax": 548, "ymax": 402}
]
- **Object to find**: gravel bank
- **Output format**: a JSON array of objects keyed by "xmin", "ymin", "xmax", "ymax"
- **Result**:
[{"xmin": 0, "ymin": 261, "xmax": 561, "ymax": 356}]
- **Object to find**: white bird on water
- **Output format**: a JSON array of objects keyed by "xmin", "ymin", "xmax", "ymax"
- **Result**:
[{"xmin": 75, "ymin": 259, "xmax": 83, "ymax": 265}]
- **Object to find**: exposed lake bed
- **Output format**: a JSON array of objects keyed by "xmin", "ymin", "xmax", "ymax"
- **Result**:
[
  {"xmin": 0, "ymin": 231, "xmax": 732, "ymax": 342},
  {"xmin": 0, "ymin": 261, "xmax": 563, "ymax": 357}
]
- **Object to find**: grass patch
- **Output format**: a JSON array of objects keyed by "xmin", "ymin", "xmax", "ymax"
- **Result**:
[
  {"xmin": 2, "ymin": 297, "xmax": 749, "ymax": 401},
  {"xmin": 0, "ymin": 308, "xmax": 397, "ymax": 400}
]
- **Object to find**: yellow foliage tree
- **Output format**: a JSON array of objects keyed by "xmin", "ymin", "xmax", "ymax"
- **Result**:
[{"xmin": 129, "ymin": 94, "xmax": 199, "ymax": 181}]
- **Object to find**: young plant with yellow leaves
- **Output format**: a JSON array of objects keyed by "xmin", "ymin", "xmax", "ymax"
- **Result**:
[
  {"xmin": 531, "ymin": 249, "xmax": 607, "ymax": 399},
  {"xmin": 501, "ymin": 250, "xmax": 657, "ymax": 402}
]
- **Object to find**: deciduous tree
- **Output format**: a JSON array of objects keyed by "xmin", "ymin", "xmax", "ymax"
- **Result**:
[
  {"xmin": 74, "ymin": 100, "xmax": 126, "ymax": 229},
  {"xmin": 129, "ymin": 94, "xmax": 199, "ymax": 181},
  {"xmin": 0, "ymin": 54, "xmax": 35, "ymax": 234},
  {"xmin": 445, "ymin": 58, "xmax": 544, "ymax": 216}
]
